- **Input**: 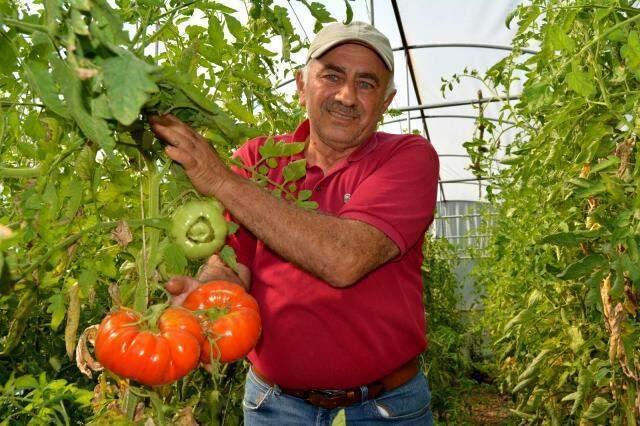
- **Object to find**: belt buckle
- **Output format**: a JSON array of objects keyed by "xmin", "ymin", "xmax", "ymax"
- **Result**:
[{"xmin": 307, "ymin": 389, "xmax": 351, "ymax": 409}]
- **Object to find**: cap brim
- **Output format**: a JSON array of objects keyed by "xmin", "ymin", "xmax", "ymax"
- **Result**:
[{"xmin": 309, "ymin": 39, "xmax": 393, "ymax": 71}]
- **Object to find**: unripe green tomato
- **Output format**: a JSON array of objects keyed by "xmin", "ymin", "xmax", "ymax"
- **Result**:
[{"xmin": 171, "ymin": 199, "xmax": 227, "ymax": 260}]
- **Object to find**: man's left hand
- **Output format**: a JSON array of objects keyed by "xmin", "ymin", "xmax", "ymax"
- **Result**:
[{"xmin": 149, "ymin": 114, "xmax": 230, "ymax": 196}]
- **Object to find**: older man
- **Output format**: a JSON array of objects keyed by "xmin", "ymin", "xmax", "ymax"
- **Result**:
[{"xmin": 151, "ymin": 21, "xmax": 438, "ymax": 425}]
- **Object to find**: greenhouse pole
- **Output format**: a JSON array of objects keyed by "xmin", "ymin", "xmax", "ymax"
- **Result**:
[{"xmin": 389, "ymin": 0, "xmax": 446, "ymax": 202}]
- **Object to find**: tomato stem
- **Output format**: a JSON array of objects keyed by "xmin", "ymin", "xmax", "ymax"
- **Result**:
[{"xmin": 0, "ymin": 166, "xmax": 41, "ymax": 178}]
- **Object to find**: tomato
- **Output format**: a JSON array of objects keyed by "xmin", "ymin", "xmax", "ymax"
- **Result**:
[
  {"xmin": 94, "ymin": 307, "xmax": 205, "ymax": 386},
  {"xmin": 171, "ymin": 199, "xmax": 227, "ymax": 260},
  {"xmin": 183, "ymin": 281, "xmax": 261, "ymax": 363}
]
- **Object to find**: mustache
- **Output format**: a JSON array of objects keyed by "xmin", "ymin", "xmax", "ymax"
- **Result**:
[{"xmin": 325, "ymin": 101, "xmax": 360, "ymax": 118}]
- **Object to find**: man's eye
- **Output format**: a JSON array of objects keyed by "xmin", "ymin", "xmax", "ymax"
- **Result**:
[
  {"xmin": 324, "ymin": 74, "xmax": 339, "ymax": 82},
  {"xmin": 358, "ymin": 81, "xmax": 375, "ymax": 89}
]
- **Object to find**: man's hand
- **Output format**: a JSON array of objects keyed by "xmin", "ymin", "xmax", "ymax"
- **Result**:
[
  {"xmin": 149, "ymin": 114, "xmax": 231, "ymax": 197},
  {"xmin": 165, "ymin": 255, "xmax": 252, "ymax": 305}
]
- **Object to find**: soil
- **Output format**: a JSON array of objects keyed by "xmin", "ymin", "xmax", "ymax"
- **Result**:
[{"xmin": 465, "ymin": 386, "xmax": 515, "ymax": 425}]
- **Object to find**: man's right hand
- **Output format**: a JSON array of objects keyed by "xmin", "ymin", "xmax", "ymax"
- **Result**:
[
  {"xmin": 166, "ymin": 276, "xmax": 202, "ymax": 306},
  {"xmin": 165, "ymin": 255, "xmax": 251, "ymax": 305}
]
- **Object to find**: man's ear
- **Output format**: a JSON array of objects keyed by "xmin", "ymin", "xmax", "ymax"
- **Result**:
[
  {"xmin": 295, "ymin": 68, "xmax": 306, "ymax": 107},
  {"xmin": 382, "ymin": 89, "xmax": 396, "ymax": 112}
]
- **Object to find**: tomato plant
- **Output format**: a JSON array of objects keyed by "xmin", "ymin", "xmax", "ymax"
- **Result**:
[
  {"xmin": 445, "ymin": 0, "xmax": 640, "ymax": 422},
  {"xmin": 183, "ymin": 281, "xmax": 261, "ymax": 364},
  {"xmin": 0, "ymin": 0, "xmax": 347, "ymax": 422}
]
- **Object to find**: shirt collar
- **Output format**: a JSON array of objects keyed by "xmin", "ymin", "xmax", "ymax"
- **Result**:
[{"xmin": 289, "ymin": 119, "xmax": 379, "ymax": 163}]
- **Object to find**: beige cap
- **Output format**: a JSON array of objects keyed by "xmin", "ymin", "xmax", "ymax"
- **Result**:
[{"xmin": 307, "ymin": 21, "xmax": 394, "ymax": 71}]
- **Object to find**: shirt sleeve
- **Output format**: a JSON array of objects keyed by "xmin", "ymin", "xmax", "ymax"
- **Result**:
[{"xmin": 338, "ymin": 137, "xmax": 439, "ymax": 256}]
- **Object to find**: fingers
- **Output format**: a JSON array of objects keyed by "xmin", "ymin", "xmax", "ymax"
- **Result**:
[
  {"xmin": 149, "ymin": 114, "xmax": 202, "ymax": 149},
  {"xmin": 165, "ymin": 145, "xmax": 197, "ymax": 167},
  {"xmin": 165, "ymin": 276, "xmax": 201, "ymax": 306}
]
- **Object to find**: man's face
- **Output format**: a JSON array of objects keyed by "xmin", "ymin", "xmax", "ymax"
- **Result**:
[{"xmin": 296, "ymin": 43, "xmax": 395, "ymax": 151}]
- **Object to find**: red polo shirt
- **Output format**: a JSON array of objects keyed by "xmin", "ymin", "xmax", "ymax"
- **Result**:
[{"xmin": 228, "ymin": 120, "xmax": 439, "ymax": 389}]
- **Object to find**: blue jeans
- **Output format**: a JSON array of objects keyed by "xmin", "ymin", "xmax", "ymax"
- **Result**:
[{"xmin": 242, "ymin": 367, "xmax": 433, "ymax": 425}]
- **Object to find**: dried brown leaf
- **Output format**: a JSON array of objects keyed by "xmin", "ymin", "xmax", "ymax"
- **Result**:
[
  {"xmin": 111, "ymin": 220, "xmax": 133, "ymax": 248},
  {"xmin": 75, "ymin": 324, "xmax": 103, "ymax": 378}
]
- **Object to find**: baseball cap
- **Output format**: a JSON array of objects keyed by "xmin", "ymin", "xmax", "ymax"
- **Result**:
[{"xmin": 307, "ymin": 21, "xmax": 394, "ymax": 71}]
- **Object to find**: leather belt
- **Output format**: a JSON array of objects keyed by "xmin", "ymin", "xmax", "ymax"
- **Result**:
[{"xmin": 251, "ymin": 357, "xmax": 420, "ymax": 409}]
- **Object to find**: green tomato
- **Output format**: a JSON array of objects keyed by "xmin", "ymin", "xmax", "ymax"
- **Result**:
[{"xmin": 171, "ymin": 199, "xmax": 227, "ymax": 260}]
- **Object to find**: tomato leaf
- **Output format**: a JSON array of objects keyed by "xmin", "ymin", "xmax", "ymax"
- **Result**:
[
  {"xmin": 163, "ymin": 242, "xmax": 187, "ymax": 275},
  {"xmin": 282, "ymin": 159, "xmax": 306, "ymax": 183},
  {"xmin": 47, "ymin": 293, "xmax": 66, "ymax": 331},
  {"xmin": 77, "ymin": 269, "xmax": 97, "ymax": 299},
  {"xmin": 225, "ymin": 100, "xmax": 256, "ymax": 124},
  {"xmin": 23, "ymin": 60, "xmax": 70, "ymax": 119},
  {"xmin": 225, "ymin": 14, "xmax": 243, "ymax": 41},
  {"xmin": 566, "ymin": 71, "xmax": 595, "ymax": 97},
  {"xmin": 51, "ymin": 57, "xmax": 115, "ymax": 153},
  {"xmin": 219, "ymin": 245, "xmax": 238, "ymax": 273},
  {"xmin": 103, "ymin": 54, "xmax": 158, "ymax": 125},
  {"xmin": 297, "ymin": 189, "xmax": 313, "ymax": 201},
  {"xmin": 582, "ymin": 397, "xmax": 613, "ymax": 420},
  {"xmin": 557, "ymin": 254, "xmax": 608, "ymax": 280},
  {"xmin": 259, "ymin": 139, "xmax": 305, "ymax": 159},
  {"xmin": 621, "ymin": 31, "xmax": 640, "ymax": 78}
]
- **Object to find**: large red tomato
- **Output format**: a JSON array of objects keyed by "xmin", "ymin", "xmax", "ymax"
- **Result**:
[
  {"xmin": 95, "ymin": 307, "xmax": 205, "ymax": 386},
  {"xmin": 183, "ymin": 280, "xmax": 261, "ymax": 363}
]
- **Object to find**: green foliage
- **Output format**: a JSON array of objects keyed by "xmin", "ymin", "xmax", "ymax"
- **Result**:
[
  {"xmin": 0, "ymin": 0, "xmax": 341, "ymax": 422},
  {"xmin": 450, "ymin": 0, "xmax": 640, "ymax": 422},
  {"xmin": 422, "ymin": 236, "xmax": 480, "ymax": 423}
]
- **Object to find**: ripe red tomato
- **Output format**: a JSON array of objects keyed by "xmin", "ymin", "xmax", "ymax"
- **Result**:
[
  {"xmin": 95, "ymin": 307, "xmax": 205, "ymax": 386},
  {"xmin": 183, "ymin": 280, "xmax": 261, "ymax": 363}
]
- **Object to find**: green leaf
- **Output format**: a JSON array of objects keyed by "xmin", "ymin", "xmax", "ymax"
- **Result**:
[
  {"xmin": 343, "ymin": 0, "xmax": 353, "ymax": 24},
  {"xmin": 23, "ymin": 60, "xmax": 70, "ymax": 119},
  {"xmin": 505, "ymin": 8, "xmax": 518, "ymax": 30},
  {"xmin": 77, "ymin": 269, "xmax": 97, "ymax": 299},
  {"xmin": 547, "ymin": 25, "xmax": 575, "ymax": 52},
  {"xmin": 518, "ymin": 348, "xmax": 551, "ymax": 381},
  {"xmin": 0, "ymin": 33, "xmax": 17, "ymax": 75},
  {"xmin": 297, "ymin": 189, "xmax": 313, "ymax": 201},
  {"xmin": 557, "ymin": 254, "xmax": 608, "ymax": 280},
  {"xmin": 307, "ymin": 2, "xmax": 335, "ymax": 29},
  {"xmin": 103, "ymin": 54, "xmax": 158, "ymax": 125},
  {"xmin": 13, "ymin": 375, "xmax": 39, "ymax": 390},
  {"xmin": 539, "ymin": 229, "xmax": 601, "ymax": 246},
  {"xmin": 90, "ymin": 94, "xmax": 113, "ymax": 120},
  {"xmin": 225, "ymin": 14, "xmax": 243, "ymax": 41},
  {"xmin": 512, "ymin": 376, "xmax": 536, "ymax": 394},
  {"xmin": 225, "ymin": 100, "xmax": 256, "ymax": 124},
  {"xmin": 219, "ymin": 245, "xmax": 238, "ymax": 273},
  {"xmin": 591, "ymin": 156, "xmax": 620, "ymax": 174},
  {"xmin": 163, "ymin": 242, "xmax": 187, "ymax": 275},
  {"xmin": 283, "ymin": 159, "xmax": 307, "ymax": 182},
  {"xmin": 259, "ymin": 139, "xmax": 305, "ymax": 159},
  {"xmin": 51, "ymin": 57, "xmax": 115, "ymax": 153},
  {"xmin": 70, "ymin": 8, "xmax": 89, "ymax": 35},
  {"xmin": 227, "ymin": 221, "xmax": 239, "ymax": 235},
  {"xmin": 582, "ymin": 397, "xmax": 613, "ymax": 420},
  {"xmin": 566, "ymin": 71, "xmax": 595, "ymax": 97},
  {"xmin": 47, "ymin": 293, "xmax": 66, "ymax": 331},
  {"xmin": 296, "ymin": 200, "xmax": 318, "ymax": 210},
  {"xmin": 621, "ymin": 31, "xmax": 640, "ymax": 77}
]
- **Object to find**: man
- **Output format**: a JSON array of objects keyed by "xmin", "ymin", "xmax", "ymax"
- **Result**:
[{"xmin": 151, "ymin": 21, "xmax": 439, "ymax": 425}]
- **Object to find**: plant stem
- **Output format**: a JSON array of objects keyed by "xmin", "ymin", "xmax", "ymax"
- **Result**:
[
  {"xmin": 134, "ymin": 158, "xmax": 162, "ymax": 312},
  {"xmin": 0, "ymin": 167, "xmax": 41, "ymax": 178},
  {"xmin": 229, "ymin": 158, "xmax": 300, "ymax": 202}
]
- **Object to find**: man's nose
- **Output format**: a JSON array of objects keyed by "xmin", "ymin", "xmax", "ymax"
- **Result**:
[{"xmin": 334, "ymin": 82, "xmax": 357, "ymax": 106}]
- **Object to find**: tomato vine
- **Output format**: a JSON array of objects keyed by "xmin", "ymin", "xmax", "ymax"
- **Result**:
[
  {"xmin": 0, "ymin": 0, "xmax": 347, "ymax": 423},
  {"xmin": 452, "ymin": 0, "xmax": 640, "ymax": 422}
]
